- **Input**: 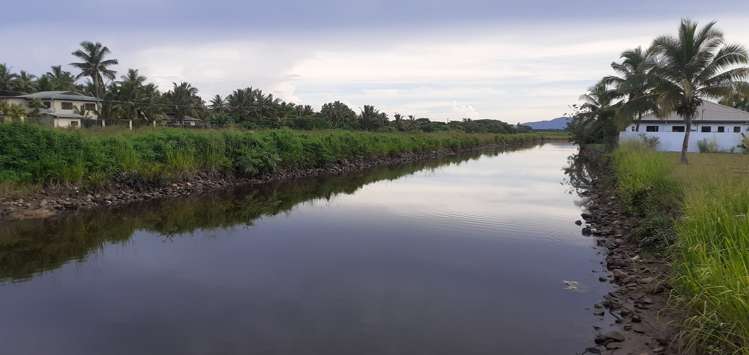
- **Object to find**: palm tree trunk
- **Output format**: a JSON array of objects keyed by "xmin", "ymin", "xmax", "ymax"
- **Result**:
[
  {"xmin": 635, "ymin": 112, "xmax": 642, "ymax": 132},
  {"xmin": 680, "ymin": 114, "xmax": 692, "ymax": 164}
]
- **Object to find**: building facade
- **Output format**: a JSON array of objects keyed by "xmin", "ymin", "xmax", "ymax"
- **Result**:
[
  {"xmin": 619, "ymin": 101, "xmax": 749, "ymax": 152},
  {"xmin": 0, "ymin": 91, "xmax": 101, "ymax": 128}
]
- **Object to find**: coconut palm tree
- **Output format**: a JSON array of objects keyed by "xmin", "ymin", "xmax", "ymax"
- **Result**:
[
  {"xmin": 13, "ymin": 71, "xmax": 37, "ymax": 93},
  {"xmin": 164, "ymin": 82, "xmax": 202, "ymax": 121},
  {"xmin": 70, "ymin": 41, "xmax": 119, "ymax": 98},
  {"xmin": 45, "ymin": 65, "xmax": 77, "ymax": 91},
  {"xmin": 650, "ymin": 19, "xmax": 749, "ymax": 164},
  {"xmin": 603, "ymin": 46, "xmax": 658, "ymax": 132},
  {"xmin": 209, "ymin": 95, "xmax": 226, "ymax": 113},
  {"xmin": 569, "ymin": 80, "xmax": 621, "ymax": 145},
  {"xmin": 0, "ymin": 64, "xmax": 18, "ymax": 92}
]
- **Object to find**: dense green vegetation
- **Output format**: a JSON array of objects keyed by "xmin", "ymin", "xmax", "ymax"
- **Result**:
[
  {"xmin": 1, "ymin": 42, "xmax": 524, "ymax": 133},
  {"xmin": 0, "ymin": 123, "xmax": 547, "ymax": 187},
  {"xmin": 612, "ymin": 142, "xmax": 749, "ymax": 354},
  {"xmin": 569, "ymin": 19, "xmax": 749, "ymax": 163}
]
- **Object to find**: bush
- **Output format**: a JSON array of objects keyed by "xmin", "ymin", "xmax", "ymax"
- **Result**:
[
  {"xmin": 0, "ymin": 124, "xmax": 546, "ymax": 187},
  {"xmin": 697, "ymin": 138, "xmax": 719, "ymax": 153}
]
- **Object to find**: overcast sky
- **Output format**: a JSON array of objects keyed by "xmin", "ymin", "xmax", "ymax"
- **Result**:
[{"xmin": 3, "ymin": 0, "xmax": 749, "ymax": 123}]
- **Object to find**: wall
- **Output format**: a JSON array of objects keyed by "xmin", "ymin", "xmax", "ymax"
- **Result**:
[
  {"xmin": 49, "ymin": 100, "xmax": 99, "ymax": 119},
  {"xmin": 53, "ymin": 118, "xmax": 82, "ymax": 129},
  {"xmin": 620, "ymin": 130, "xmax": 746, "ymax": 152}
]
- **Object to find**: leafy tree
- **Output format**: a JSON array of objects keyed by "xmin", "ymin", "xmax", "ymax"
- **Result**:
[
  {"xmin": 650, "ymin": 19, "xmax": 749, "ymax": 164},
  {"xmin": 719, "ymin": 82, "xmax": 749, "ymax": 112},
  {"xmin": 320, "ymin": 101, "xmax": 357, "ymax": 128},
  {"xmin": 70, "ymin": 41, "xmax": 119, "ymax": 98},
  {"xmin": 0, "ymin": 101, "xmax": 26, "ymax": 122},
  {"xmin": 603, "ymin": 46, "xmax": 658, "ymax": 131}
]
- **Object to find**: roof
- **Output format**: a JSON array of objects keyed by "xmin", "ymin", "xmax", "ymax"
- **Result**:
[
  {"xmin": 641, "ymin": 101, "xmax": 749, "ymax": 123},
  {"xmin": 16, "ymin": 91, "xmax": 102, "ymax": 102}
]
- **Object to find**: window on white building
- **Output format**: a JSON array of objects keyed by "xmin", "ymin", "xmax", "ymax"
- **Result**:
[
  {"xmin": 672, "ymin": 126, "xmax": 685, "ymax": 132},
  {"xmin": 701, "ymin": 126, "xmax": 712, "ymax": 133},
  {"xmin": 61, "ymin": 102, "xmax": 73, "ymax": 110},
  {"xmin": 645, "ymin": 126, "xmax": 659, "ymax": 132},
  {"xmin": 717, "ymin": 126, "xmax": 725, "ymax": 133},
  {"xmin": 734, "ymin": 126, "xmax": 741, "ymax": 133}
]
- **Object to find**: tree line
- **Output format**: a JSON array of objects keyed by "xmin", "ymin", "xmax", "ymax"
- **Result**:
[
  {"xmin": 568, "ymin": 18, "xmax": 749, "ymax": 163},
  {"xmin": 0, "ymin": 42, "xmax": 523, "ymax": 134}
]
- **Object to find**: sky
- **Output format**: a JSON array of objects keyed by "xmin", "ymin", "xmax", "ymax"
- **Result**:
[{"xmin": 2, "ymin": 0, "xmax": 749, "ymax": 123}]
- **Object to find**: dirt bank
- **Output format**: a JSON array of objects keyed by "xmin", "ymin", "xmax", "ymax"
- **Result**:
[{"xmin": 575, "ymin": 150, "xmax": 681, "ymax": 355}]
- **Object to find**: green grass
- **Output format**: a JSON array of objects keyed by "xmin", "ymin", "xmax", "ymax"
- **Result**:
[
  {"xmin": 0, "ymin": 123, "xmax": 548, "ymax": 188},
  {"xmin": 612, "ymin": 142, "xmax": 749, "ymax": 354}
]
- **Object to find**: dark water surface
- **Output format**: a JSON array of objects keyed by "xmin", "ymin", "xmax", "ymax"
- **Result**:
[{"xmin": 0, "ymin": 143, "xmax": 609, "ymax": 355}]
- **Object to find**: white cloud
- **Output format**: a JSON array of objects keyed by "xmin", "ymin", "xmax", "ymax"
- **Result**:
[{"xmin": 2, "ymin": 16, "xmax": 748, "ymax": 123}]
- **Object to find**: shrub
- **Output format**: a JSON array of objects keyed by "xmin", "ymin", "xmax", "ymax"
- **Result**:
[
  {"xmin": 0, "ymin": 124, "xmax": 546, "ymax": 187},
  {"xmin": 697, "ymin": 138, "xmax": 719, "ymax": 153}
]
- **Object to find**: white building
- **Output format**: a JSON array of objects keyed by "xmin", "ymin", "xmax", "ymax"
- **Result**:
[
  {"xmin": 0, "ymin": 91, "xmax": 102, "ymax": 128},
  {"xmin": 619, "ymin": 101, "xmax": 749, "ymax": 152}
]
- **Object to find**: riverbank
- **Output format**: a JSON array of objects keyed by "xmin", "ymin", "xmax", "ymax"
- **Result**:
[
  {"xmin": 579, "ymin": 142, "xmax": 749, "ymax": 354},
  {"xmin": 0, "ymin": 124, "xmax": 560, "ymax": 221}
]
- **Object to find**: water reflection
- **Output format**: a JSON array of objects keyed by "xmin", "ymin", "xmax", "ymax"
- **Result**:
[
  {"xmin": 0, "ymin": 142, "xmax": 609, "ymax": 355},
  {"xmin": 0, "ymin": 147, "xmax": 515, "ymax": 283}
]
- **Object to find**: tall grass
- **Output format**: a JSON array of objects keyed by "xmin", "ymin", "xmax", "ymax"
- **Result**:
[
  {"xmin": 0, "ymin": 124, "xmax": 546, "ymax": 188},
  {"xmin": 612, "ymin": 142, "xmax": 749, "ymax": 354}
]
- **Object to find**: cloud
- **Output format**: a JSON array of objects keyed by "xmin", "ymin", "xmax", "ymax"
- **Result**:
[{"xmin": 1, "ymin": 10, "xmax": 749, "ymax": 123}]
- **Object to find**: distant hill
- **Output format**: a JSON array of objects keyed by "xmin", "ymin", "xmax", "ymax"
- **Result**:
[{"xmin": 521, "ymin": 117, "xmax": 570, "ymax": 130}]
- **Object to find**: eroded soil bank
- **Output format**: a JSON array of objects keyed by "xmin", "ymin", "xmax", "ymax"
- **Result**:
[{"xmin": 573, "ymin": 149, "xmax": 681, "ymax": 355}]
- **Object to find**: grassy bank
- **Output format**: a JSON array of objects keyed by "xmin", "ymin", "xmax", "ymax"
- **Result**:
[
  {"xmin": 612, "ymin": 142, "xmax": 749, "ymax": 354},
  {"xmin": 0, "ymin": 124, "xmax": 550, "ymax": 189}
]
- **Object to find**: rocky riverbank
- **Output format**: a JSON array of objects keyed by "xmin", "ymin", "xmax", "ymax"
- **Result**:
[
  {"xmin": 575, "ymin": 153, "xmax": 680, "ymax": 355},
  {"xmin": 0, "ymin": 144, "xmax": 521, "ymax": 222}
]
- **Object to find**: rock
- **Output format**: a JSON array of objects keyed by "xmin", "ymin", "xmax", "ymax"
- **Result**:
[
  {"xmin": 605, "ymin": 342, "xmax": 622, "ymax": 350},
  {"xmin": 612, "ymin": 269, "xmax": 628, "ymax": 281},
  {"xmin": 582, "ymin": 226, "xmax": 592, "ymax": 236},
  {"xmin": 583, "ymin": 347, "xmax": 602, "ymax": 354},
  {"xmin": 581, "ymin": 212, "xmax": 593, "ymax": 220},
  {"xmin": 575, "ymin": 220, "xmax": 583, "ymax": 226},
  {"xmin": 640, "ymin": 277, "xmax": 655, "ymax": 284},
  {"xmin": 595, "ymin": 330, "xmax": 626, "ymax": 344}
]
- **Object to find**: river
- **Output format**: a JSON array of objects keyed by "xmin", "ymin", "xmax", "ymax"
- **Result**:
[{"xmin": 0, "ymin": 142, "xmax": 610, "ymax": 355}]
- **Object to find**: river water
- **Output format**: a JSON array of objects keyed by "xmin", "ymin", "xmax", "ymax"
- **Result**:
[{"xmin": 0, "ymin": 142, "xmax": 609, "ymax": 355}]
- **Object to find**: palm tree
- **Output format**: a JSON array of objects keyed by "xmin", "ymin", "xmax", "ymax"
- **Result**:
[
  {"xmin": 45, "ymin": 66, "xmax": 77, "ymax": 91},
  {"xmin": 0, "ymin": 64, "xmax": 18, "ymax": 92},
  {"xmin": 650, "ymin": 19, "xmax": 749, "ymax": 164},
  {"xmin": 164, "ymin": 82, "xmax": 202, "ymax": 121},
  {"xmin": 13, "ymin": 71, "xmax": 37, "ymax": 93},
  {"xmin": 569, "ymin": 80, "xmax": 621, "ymax": 145},
  {"xmin": 209, "ymin": 95, "xmax": 226, "ymax": 113},
  {"xmin": 603, "ymin": 46, "xmax": 658, "ymax": 132},
  {"xmin": 70, "ymin": 41, "xmax": 119, "ymax": 98}
]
